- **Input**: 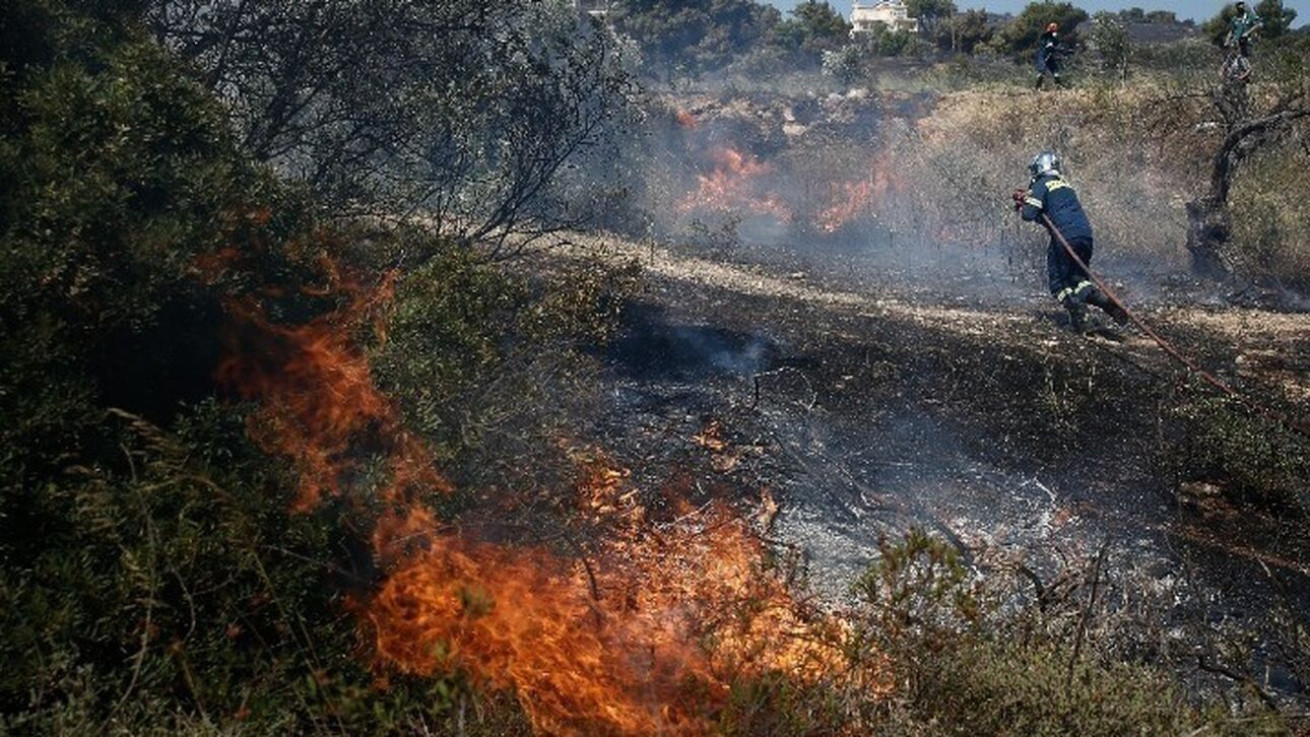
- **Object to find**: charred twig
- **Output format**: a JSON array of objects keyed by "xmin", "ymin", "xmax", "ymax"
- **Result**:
[
  {"xmin": 1197, "ymin": 656, "xmax": 1280, "ymax": 711},
  {"xmin": 750, "ymin": 366, "xmax": 817, "ymax": 410},
  {"xmin": 1015, "ymin": 563, "xmax": 1048, "ymax": 611},
  {"xmin": 560, "ymin": 531, "xmax": 606, "ymax": 630},
  {"xmin": 1066, "ymin": 539, "xmax": 1109, "ymax": 689}
]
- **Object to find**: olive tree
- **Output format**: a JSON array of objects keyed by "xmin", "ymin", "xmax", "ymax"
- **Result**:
[
  {"xmin": 1184, "ymin": 38, "xmax": 1310, "ymax": 278},
  {"xmin": 145, "ymin": 0, "xmax": 636, "ymax": 254}
]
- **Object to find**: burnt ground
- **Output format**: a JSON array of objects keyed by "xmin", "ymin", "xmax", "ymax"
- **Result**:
[{"xmin": 538, "ymin": 233, "xmax": 1310, "ymax": 706}]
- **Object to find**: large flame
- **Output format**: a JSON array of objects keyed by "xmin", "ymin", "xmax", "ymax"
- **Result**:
[
  {"xmin": 369, "ymin": 466, "xmax": 855, "ymax": 733},
  {"xmin": 216, "ymin": 256, "xmax": 880, "ymax": 734},
  {"xmin": 679, "ymin": 148, "xmax": 793, "ymax": 222}
]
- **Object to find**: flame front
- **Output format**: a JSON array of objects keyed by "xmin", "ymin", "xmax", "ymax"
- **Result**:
[
  {"xmin": 369, "ymin": 465, "xmax": 859, "ymax": 733},
  {"xmin": 217, "ymin": 257, "xmax": 879, "ymax": 734},
  {"xmin": 815, "ymin": 156, "xmax": 897, "ymax": 233},
  {"xmin": 679, "ymin": 148, "xmax": 793, "ymax": 221}
]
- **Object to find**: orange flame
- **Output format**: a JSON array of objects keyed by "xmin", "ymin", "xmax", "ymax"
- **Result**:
[
  {"xmin": 216, "ymin": 255, "xmax": 881, "ymax": 734},
  {"xmin": 817, "ymin": 179, "xmax": 876, "ymax": 233},
  {"xmin": 679, "ymin": 148, "xmax": 793, "ymax": 221},
  {"xmin": 815, "ymin": 156, "xmax": 898, "ymax": 233},
  {"xmin": 214, "ymin": 263, "xmax": 448, "ymax": 521},
  {"xmin": 369, "ymin": 472, "xmax": 857, "ymax": 734}
]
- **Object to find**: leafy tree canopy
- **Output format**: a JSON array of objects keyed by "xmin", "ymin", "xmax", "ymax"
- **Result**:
[
  {"xmin": 611, "ymin": 0, "xmax": 782, "ymax": 75},
  {"xmin": 933, "ymin": 8, "xmax": 994, "ymax": 53},
  {"xmin": 907, "ymin": 0, "xmax": 958, "ymax": 36},
  {"xmin": 998, "ymin": 2, "xmax": 1090, "ymax": 57},
  {"xmin": 773, "ymin": 1, "xmax": 851, "ymax": 56}
]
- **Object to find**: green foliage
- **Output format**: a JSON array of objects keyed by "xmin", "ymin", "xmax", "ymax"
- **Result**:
[
  {"xmin": 1204, "ymin": 4, "xmax": 1241, "ymax": 46},
  {"xmin": 715, "ymin": 673, "xmax": 848, "ymax": 736},
  {"xmin": 936, "ymin": 9, "xmax": 995, "ymax": 53},
  {"xmin": 846, "ymin": 23, "xmax": 928, "ymax": 60},
  {"xmin": 842, "ymin": 531, "xmax": 1257, "ymax": 735},
  {"xmin": 1255, "ymin": 0, "xmax": 1298, "ymax": 38},
  {"xmin": 1165, "ymin": 395, "xmax": 1310, "ymax": 515},
  {"xmin": 369, "ymin": 237, "xmax": 524, "ymax": 461},
  {"xmin": 997, "ymin": 2, "xmax": 1090, "ymax": 58},
  {"xmin": 1088, "ymin": 11, "xmax": 1131, "ymax": 77},
  {"xmin": 883, "ymin": 637, "xmax": 1217, "ymax": 736},
  {"xmin": 1227, "ymin": 132, "xmax": 1310, "ymax": 291},
  {"xmin": 0, "ymin": 0, "xmax": 311, "ymax": 489},
  {"xmin": 0, "ymin": 3, "xmax": 549, "ymax": 732},
  {"xmin": 906, "ymin": 0, "xmax": 958, "ymax": 37},
  {"xmin": 611, "ymin": 0, "xmax": 782, "ymax": 77},
  {"xmin": 851, "ymin": 529, "xmax": 981, "ymax": 654},
  {"xmin": 2, "ymin": 404, "xmax": 343, "ymax": 732},
  {"xmin": 771, "ymin": 1, "xmax": 851, "ymax": 58},
  {"xmin": 372, "ymin": 235, "xmax": 638, "ymax": 470}
]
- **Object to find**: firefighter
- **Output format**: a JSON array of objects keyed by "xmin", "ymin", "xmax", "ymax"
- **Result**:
[
  {"xmin": 1035, "ymin": 22, "xmax": 1064, "ymax": 89},
  {"xmin": 1013, "ymin": 151, "xmax": 1128, "ymax": 333},
  {"xmin": 1226, "ymin": 1, "xmax": 1263, "ymax": 59}
]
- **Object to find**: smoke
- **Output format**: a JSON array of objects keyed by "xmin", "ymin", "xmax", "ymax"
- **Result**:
[{"xmin": 612, "ymin": 78, "xmax": 1208, "ymax": 314}]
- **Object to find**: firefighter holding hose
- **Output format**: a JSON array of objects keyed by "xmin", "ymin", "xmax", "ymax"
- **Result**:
[{"xmin": 1012, "ymin": 151, "xmax": 1128, "ymax": 333}]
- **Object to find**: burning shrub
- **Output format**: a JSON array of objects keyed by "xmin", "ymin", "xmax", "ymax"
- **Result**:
[{"xmin": 0, "ymin": 5, "xmax": 411, "ymax": 732}]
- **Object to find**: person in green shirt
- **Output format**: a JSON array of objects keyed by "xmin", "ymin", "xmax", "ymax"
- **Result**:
[{"xmin": 1227, "ymin": 1, "xmax": 1264, "ymax": 58}]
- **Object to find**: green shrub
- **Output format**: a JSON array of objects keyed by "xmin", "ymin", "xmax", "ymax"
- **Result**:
[
  {"xmin": 842, "ymin": 531, "xmax": 1261, "ymax": 735},
  {"xmin": 1164, "ymin": 394, "xmax": 1310, "ymax": 515},
  {"xmin": 0, "ymin": 5, "xmax": 537, "ymax": 732},
  {"xmin": 1229, "ymin": 141, "xmax": 1310, "ymax": 291}
]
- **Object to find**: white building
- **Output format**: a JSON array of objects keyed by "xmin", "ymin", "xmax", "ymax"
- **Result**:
[{"xmin": 851, "ymin": 1, "xmax": 919, "ymax": 36}]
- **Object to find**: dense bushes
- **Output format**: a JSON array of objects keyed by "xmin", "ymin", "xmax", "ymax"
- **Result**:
[
  {"xmin": 0, "ymin": 3, "xmax": 626, "ymax": 732},
  {"xmin": 0, "ymin": 5, "xmax": 351, "ymax": 730}
]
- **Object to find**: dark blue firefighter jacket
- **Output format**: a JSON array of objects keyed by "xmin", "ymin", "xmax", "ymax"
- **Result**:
[{"xmin": 1021, "ymin": 173, "xmax": 1093, "ymax": 242}]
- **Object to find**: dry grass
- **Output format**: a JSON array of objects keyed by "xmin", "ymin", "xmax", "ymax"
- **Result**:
[{"xmin": 881, "ymin": 84, "xmax": 1221, "ymax": 272}]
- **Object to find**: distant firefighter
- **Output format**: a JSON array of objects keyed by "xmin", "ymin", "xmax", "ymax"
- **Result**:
[
  {"xmin": 1012, "ymin": 151, "xmax": 1128, "ymax": 333},
  {"xmin": 1227, "ymin": 1, "xmax": 1264, "ymax": 59},
  {"xmin": 1035, "ymin": 22, "xmax": 1065, "ymax": 89}
]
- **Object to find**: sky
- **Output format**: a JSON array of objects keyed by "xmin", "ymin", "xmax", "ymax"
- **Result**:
[{"xmin": 765, "ymin": 0, "xmax": 1309, "ymax": 24}]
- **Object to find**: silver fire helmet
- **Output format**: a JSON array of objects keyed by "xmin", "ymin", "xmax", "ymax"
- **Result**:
[{"xmin": 1029, "ymin": 150, "xmax": 1061, "ymax": 178}]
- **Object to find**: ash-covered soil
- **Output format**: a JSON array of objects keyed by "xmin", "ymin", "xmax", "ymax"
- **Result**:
[{"xmin": 539, "ymin": 232, "xmax": 1310, "ymax": 703}]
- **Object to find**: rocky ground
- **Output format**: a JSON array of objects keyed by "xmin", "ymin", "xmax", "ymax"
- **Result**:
[{"xmin": 533, "ymin": 230, "xmax": 1310, "ymax": 705}]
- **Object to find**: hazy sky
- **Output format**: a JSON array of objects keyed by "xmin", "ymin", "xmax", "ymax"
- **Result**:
[{"xmin": 764, "ymin": 0, "xmax": 1309, "ymax": 24}]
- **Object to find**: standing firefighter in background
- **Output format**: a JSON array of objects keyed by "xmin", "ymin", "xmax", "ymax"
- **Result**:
[
  {"xmin": 1035, "ymin": 22, "xmax": 1065, "ymax": 89},
  {"xmin": 1013, "ymin": 151, "xmax": 1128, "ymax": 333},
  {"xmin": 1227, "ymin": 1, "xmax": 1264, "ymax": 59}
]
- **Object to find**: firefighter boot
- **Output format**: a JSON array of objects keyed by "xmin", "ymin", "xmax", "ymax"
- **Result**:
[
  {"xmin": 1083, "ymin": 287, "xmax": 1129, "ymax": 326},
  {"xmin": 1064, "ymin": 299, "xmax": 1089, "ymax": 333}
]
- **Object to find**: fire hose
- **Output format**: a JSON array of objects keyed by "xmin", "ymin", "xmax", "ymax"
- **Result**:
[{"xmin": 1035, "ymin": 210, "xmax": 1310, "ymax": 440}]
